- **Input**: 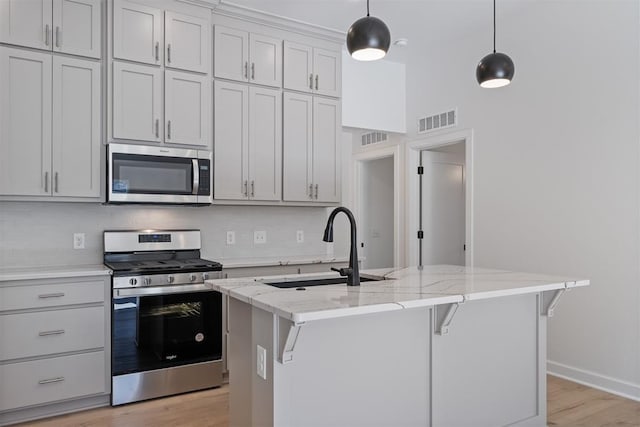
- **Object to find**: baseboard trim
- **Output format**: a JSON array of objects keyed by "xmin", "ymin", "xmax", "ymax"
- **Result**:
[{"xmin": 548, "ymin": 360, "xmax": 640, "ymax": 402}]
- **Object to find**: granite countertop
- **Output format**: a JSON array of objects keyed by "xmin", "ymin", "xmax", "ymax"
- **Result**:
[
  {"xmin": 218, "ymin": 254, "xmax": 354, "ymax": 269},
  {"xmin": 207, "ymin": 264, "xmax": 589, "ymax": 323},
  {"xmin": 0, "ymin": 265, "xmax": 112, "ymax": 282}
]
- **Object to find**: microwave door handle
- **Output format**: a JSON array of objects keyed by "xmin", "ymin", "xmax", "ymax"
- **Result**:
[{"xmin": 192, "ymin": 159, "xmax": 200, "ymax": 195}]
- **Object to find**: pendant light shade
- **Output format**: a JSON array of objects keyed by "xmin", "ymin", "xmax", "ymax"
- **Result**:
[
  {"xmin": 347, "ymin": 0, "xmax": 390, "ymax": 61},
  {"xmin": 476, "ymin": 0, "xmax": 515, "ymax": 88}
]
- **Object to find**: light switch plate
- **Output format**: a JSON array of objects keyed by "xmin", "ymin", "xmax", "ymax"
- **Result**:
[
  {"xmin": 254, "ymin": 230, "xmax": 266, "ymax": 244},
  {"xmin": 257, "ymin": 345, "xmax": 267, "ymax": 380},
  {"xmin": 226, "ymin": 231, "xmax": 235, "ymax": 245},
  {"xmin": 296, "ymin": 230, "xmax": 304, "ymax": 243}
]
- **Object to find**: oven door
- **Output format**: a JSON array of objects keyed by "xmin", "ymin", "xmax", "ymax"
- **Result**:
[
  {"xmin": 107, "ymin": 143, "xmax": 212, "ymax": 204},
  {"xmin": 112, "ymin": 289, "xmax": 222, "ymax": 377}
]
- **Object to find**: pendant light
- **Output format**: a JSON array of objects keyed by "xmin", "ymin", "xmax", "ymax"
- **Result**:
[
  {"xmin": 476, "ymin": 0, "xmax": 515, "ymax": 88},
  {"xmin": 346, "ymin": 0, "xmax": 391, "ymax": 61}
]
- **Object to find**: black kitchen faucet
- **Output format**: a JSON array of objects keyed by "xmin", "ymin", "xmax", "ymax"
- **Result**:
[{"xmin": 322, "ymin": 207, "xmax": 360, "ymax": 286}]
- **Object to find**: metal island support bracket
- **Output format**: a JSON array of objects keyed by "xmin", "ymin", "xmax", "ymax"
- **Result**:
[
  {"xmin": 434, "ymin": 301, "xmax": 464, "ymax": 335},
  {"xmin": 541, "ymin": 287, "xmax": 568, "ymax": 317},
  {"xmin": 275, "ymin": 315, "xmax": 304, "ymax": 364}
]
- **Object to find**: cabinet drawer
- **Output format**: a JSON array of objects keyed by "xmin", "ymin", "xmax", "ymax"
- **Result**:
[
  {"xmin": 0, "ymin": 351, "xmax": 106, "ymax": 411},
  {"xmin": 0, "ymin": 280, "xmax": 105, "ymax": 311},
  {"xmin": 0, "ymin": 306, "xmax": 104, "ymax": 361}
]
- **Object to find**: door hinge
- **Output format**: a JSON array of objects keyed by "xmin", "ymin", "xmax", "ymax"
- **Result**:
[
  {"xmin": 417, "ymin": 230, "xmax": 424, "ymax": 239},
  {"xmin": 417, "ymin": 166, "xmax": 424, "ymax": 175}
]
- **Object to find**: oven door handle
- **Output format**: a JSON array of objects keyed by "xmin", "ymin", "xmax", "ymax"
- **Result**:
[
  {"xmin": 192, "ymin": 159, "xmax": 200, "ymax": 195},
  {"xmin": 114, "ymin": 283, "xmax": 213, "ymax": 298}
]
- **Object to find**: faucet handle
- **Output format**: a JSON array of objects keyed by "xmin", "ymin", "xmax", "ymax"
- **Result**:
[{"xmin": 331, "ymin": 267, "xmax": 352, "ymax": 277}]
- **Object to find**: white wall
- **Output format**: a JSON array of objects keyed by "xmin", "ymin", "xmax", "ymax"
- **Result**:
[
  {"xmin": 342, "ymin": 51, "xmax": 406, "ymax": 133},
  {"xmin": 405, "ymin": 0, "xmax": 640, "ymax": 398},
  {"xmin": 0, "ymin": 203, "xmax": 330, "ymax": 268},
  {"xmin": 361, "ymin": 156, "xmax": 394, "ymax": 269}
]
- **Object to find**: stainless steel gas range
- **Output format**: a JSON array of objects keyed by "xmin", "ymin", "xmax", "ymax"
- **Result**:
[{"xmin": 103, "ymin": 230, "xmax": 223, "ymax": 406}]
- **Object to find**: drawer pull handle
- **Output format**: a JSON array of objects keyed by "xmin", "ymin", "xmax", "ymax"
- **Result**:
[
  {"xmin": 39, "ymin": 329, "xmax": 65, "ymax": 337},
  {"xmin": 38, "ymin": 377, "xmax": 65, "ymax": 385},
  {"xmin": 38, "ymin": 292, "xmax": 65, "ymax": 299}
]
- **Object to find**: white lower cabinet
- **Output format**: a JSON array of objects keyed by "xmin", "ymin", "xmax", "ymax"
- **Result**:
[
  {"xmin": 214, "ymin": 80, "xmax": 282, "ymax": 201},
  {"xmin": 283, "ymin": 92, "xmax": 340, "ymax": 203},
  {"xmin": 0, "ymin": 46, "xmax": 101, "ymax": 199},
  {"xmin": 0, "ymin": 274, "xmax": 110, "ymax": 420}
]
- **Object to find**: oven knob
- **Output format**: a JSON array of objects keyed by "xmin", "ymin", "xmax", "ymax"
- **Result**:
[
  {"xmin": 167, "ymin": 275, "xmax": 175, "ymax": 284},
  {"xmin": 143, "ymin": 277, "xmax": 151, "ymax": 286},
  {"xmin": 202, "ymin": 272, "xmax": 209, "ymax": 281},
  {"xmin": 189, "ymin": 274, "xmax": 197, "ymax": 282},
  {"xmin": 129, "ymin": 278, "xmax": 138, "ymax": 286}
]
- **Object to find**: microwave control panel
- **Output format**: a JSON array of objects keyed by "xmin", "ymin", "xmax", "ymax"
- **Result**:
[{"xmin": 198, "ymin": 160, "xmax": 211, "ymax": 196}]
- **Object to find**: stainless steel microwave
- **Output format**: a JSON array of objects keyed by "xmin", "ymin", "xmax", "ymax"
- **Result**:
[{"xmin": 107, "ymin": 143, "xmax": 212, "ymax": 205}]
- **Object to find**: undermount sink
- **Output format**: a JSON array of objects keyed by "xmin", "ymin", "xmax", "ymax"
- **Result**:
[{"xmin": 262, "ymin": 275, "xmax": 385, "ymax": 289}]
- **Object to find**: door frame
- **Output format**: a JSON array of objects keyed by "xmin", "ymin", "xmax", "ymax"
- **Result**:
[
  {"xmin": 353, "ymin": 144, "xmax": 403, "ymax": 268},
  {"xmin": 406, "ymin": 128, "xmax": 474, "ymax": 267}
]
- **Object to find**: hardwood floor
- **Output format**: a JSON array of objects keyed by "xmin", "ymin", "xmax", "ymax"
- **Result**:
[{"xmin": 19, "ymin": 376, "xmax": 640, "ymax": 426}]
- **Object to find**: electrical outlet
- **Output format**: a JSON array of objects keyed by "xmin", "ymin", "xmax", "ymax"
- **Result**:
[
  {"xmin": 296, "ymin": 230, "xmax": 304, "ymax": 243},
  {"xmin": 226, "ymin": 231, "xmax": 236, "ymax": 245},
  {"xmin": 254, "ymin": 230, "xmax": 266, "ymax": 244},
  {"xmin": 73, "ymin": 233, "xmax": 85, "ymax": 249},
  {"xmin": 257, "ymin": 345, "xmax": 267, "ymax": 380}
]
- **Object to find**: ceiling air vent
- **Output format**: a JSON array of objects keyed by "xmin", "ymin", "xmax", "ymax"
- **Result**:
[
  {"xmin": 361, "ymin": 131, "xmax": 388, "ymax": 146},
  {"xmin": 418, "ymin": 109, "xmax": 457, "ymax": 134}
]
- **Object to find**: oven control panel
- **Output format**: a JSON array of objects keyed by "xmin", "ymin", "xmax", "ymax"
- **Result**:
[{"xmin": 113, "ymin": 271, "xmax": 222, "ymax": 289}]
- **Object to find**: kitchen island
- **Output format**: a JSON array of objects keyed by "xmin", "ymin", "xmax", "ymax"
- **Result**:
[{"xmin": 208, "ymin": 265, "xmax": 588, "ymax": 427}]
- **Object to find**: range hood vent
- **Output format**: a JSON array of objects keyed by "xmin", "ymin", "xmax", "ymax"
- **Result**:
[{"xmin": 418, "ymin": 109, "xmax": 457, "ymax": 134}]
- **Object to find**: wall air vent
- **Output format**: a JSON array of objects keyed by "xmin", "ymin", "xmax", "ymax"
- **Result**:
[
  {"xmin": 418, "ymin": 109, "xmax": 457, "ymax": 134},
  {"xmin": 361, "ymin": 131, "xmax": 388, "ymax": 146}
]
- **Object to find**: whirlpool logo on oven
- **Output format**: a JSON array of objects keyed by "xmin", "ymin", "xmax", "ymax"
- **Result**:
[{"xmin": 166, "ymin": 355, "xmax": 178, "ymax": 361}]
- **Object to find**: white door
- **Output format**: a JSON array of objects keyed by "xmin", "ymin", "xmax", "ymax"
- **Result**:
[
  {"xmin": 283, "ymin": 41, "xmax": 313, "ymax": 94},
  {"xmin": 165, "ymin": 11, "xmax": 209, "ymax": 74},
  {"xmin": 0, "ymin": 47, "xmax": 52, "ymax": 196},
  {"xmin": 0, "ymin": 0, "xmax": 52, "ymax": 51},
  {"xmin": 312, "ymin": 97, "xmax": 341, "ymax": 202},
  {"xmin": 112, "ymin": 61, "xmax": 163, "ymax": 142},
  {"xmin": 214, "ymin": 80, "xmax": 248, "ymax": 200},
  {"xmin": 420, "ymin": 151, "xmax": 465, "ymax": 265},
  {"xmin": 313, "ymin": 48, "xmax": 341, "ymax": 98},
  {"xmin": 165, "ymin": 70, "xmax": 210, "ymax": 147},
  {"xmin": 248, "ymin": 86, "xmax": 281, "ymax": 201},
  {"xmin": 214, "ymin": 26, "xmax": 248, "ymax": 82},
  {"xmin": 113, "ymin": 0, "xmax": 162, "ymax": 65},
  {"xmin": 282, "ymin": 92, "xmax": 313, "ymax": 202},
  {"xmin": 52, "ymin": 56, "xmax": 100, "ymax": 197},
  {"xmin": 53, "ymin": 0, "xmax": 101, "ymax": 59},
  {"xmin": 249, "ymin": 33, "xmax": 281, "ymax": 88}
]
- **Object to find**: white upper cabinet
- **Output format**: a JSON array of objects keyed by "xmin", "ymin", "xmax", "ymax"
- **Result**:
[
  {"xmin": 284, "ymin": 41, "xmax": 340, "ymax": 98},
  {"xmin": 0, "ymin": 47, "xmax": 100, "ymax": 198},
  {"xmin": 0, "ymin": 0, "xmax": 100, "ymax": 58},
  {"xmin": 112, "ymin": 61, "xmax": 163, "ymax": 143},
  {"xmin": 214, "ymin": 25, "xmax": 282, "ymax": 88},
  {"xmin": 164, "ymin": 11, "xmax": 210, "ymax": 74},
  {"xmin": 165, "ymin": 70, "xmax": 210, "ymax": 147},
  {"xmin": 312, "ymin": 97, "xmax": 340, "ymax": 202},
  {"xmin": 113, "ymin": 0, "xmax": 163, "ymax": 66},
  {"xmin": 0, "ymin": 47, "xmax": 52, "ymax": 196}
]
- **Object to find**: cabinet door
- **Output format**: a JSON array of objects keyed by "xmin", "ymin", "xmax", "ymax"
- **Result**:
[
  {"xmin": 312, "ymin": 97, "xmax": 341, "ymax": 203},
  {"xmin": 249, "ymin": 33, "xmax": 281, "ymax": 88},
  {"xmin": 52, "ymin": 56, "xmax": 100, "ymax": 197},
  {"xmin": 0, "ymin": 47, "xmax": 52, "ymax": 196},
  {"xmin": 0, "ymin": 0, "xmax": 52, "ymax": 51},
  {"xmin": 112, "ymin": 61, "xmax": 163, "ymax": 143},
  {"xmin": 165, "ymin": 70, "xmax": 210, "ymax": 147},
  {"xmin": 248, "ymin": 87, "xmax": 281, "ymax": 201},
  {"xmin": 52, "ymin": 0, "xmax": 101, "ymax": 59},
  {"xmin": 282, "ymin": 92, "xmax": 313, "ymax": 202},
  {"xmin": 283, "ymin": 41, "xmax": 313, "ymax": 94},
  {"xmin": 113, "ymin": 0, "xmax": 162, "ymax": 65},
  {"xmin": 313, "ymin": 48, "xmax": 341, "ymax": 98},
  {"xmin": 214, "ymin": 81, "xmax": 248, "ymax": 200},
  {"xmin": 165, "ymin": 11, "xmax": 210, "ymax": 74},
  {"xmin": 214, "ymin": 26, "xmax": 248, "ymax": 82}
]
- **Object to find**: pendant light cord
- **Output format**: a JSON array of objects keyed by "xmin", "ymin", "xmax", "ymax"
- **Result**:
[
  {"xmin": 493, "ymin": 0, "xmax": 496, "ymax": 53},
  {"xmin": 367, "ymin": 0, "xmax": 370, "ymax": 16}
]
